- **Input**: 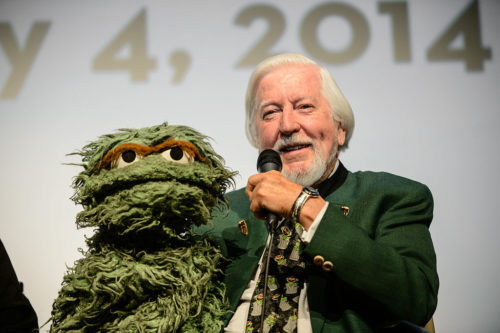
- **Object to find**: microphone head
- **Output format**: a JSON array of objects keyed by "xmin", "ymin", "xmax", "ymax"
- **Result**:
[{"xmin": 257, "ymin": 149, "xmax": 282, "ymax": 173}]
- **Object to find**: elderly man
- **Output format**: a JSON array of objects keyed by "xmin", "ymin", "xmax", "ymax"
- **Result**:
[{"xmin": 202, "ymin": 53, "xmax": 438, "ymax": 333}]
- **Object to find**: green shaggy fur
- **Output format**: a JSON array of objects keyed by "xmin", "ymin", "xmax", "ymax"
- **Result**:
[{"xmin": 51, "ymin": 123, "xmax": 236, "ymax": 332}]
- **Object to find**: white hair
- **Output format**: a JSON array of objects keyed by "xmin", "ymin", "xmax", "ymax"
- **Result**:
[{"xmin": 245, "ymin": 53, "xmax": 354, "ymax": 151}]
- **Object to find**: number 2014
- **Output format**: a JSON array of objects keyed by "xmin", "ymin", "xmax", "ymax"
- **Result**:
[{"xmin": 235, "ymin": 0, "xmax": 491, "ymax": 71}]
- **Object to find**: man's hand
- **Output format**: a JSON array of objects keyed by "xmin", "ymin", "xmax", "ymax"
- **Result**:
[{"xmin": 246, "ymin": 170, "xmax": 326, "ymax": 231}]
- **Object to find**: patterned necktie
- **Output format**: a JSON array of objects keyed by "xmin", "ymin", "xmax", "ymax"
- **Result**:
[{"xmin": 246, "ymin": 219, "xmax": 306, "ymax": 333}]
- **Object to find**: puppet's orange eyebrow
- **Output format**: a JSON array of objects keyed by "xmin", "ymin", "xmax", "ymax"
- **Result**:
[{"xmin": 96, "ymin": 138, "xmax": 206, "ymax": 170}]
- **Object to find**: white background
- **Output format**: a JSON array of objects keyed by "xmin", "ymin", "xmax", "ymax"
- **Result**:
[{"xmin": 1, "ymin": 0, "xmax": 499, "ymax": 331}]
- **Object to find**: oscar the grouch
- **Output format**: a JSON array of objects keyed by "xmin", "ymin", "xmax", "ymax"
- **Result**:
[{"xmin": 50, "ymin": 122, "xmax": 236, "ymax": 332}]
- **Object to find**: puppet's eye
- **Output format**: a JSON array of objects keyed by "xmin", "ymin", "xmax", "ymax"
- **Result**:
[
  {"xmin": 115, "ymin": 150, "xmax": 141, "ymax": 168},
  {"xmin": 161, "ymin": 146, "xmax": 194, "ymax": 164}
]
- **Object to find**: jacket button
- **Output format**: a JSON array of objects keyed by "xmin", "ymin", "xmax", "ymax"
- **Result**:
[
  {"xmin": 322, "ymin": 261, "xmax": 334, "ymax": 272},
  {"xmin": 313, "ymin": 255, "xmax": 324, "ymax": 267}
]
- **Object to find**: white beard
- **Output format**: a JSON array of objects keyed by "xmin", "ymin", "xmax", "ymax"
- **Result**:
[{"xmin": 273, "ymin": 135, "xmax": 337, "ymax": 187}]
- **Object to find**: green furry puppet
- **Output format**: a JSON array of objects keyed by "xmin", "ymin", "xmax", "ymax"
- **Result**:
[{"xmin": 50, "ymin": 122, "xmax": 236, "ymax": 332}]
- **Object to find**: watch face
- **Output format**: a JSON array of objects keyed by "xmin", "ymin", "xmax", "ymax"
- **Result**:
[{"xmin": 304, "ymin": 187, "xmax": 320, "ymax": 196}]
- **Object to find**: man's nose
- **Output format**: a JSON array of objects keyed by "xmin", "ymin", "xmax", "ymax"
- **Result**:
[{"xmin": 279, "ymin": 108, "xmax": 300, "ymax": 135}]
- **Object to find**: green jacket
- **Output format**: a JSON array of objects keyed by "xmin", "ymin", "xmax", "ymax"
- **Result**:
[{"xmin": 199, "ymin": 169, "xmax": 438, "ymax": 332}]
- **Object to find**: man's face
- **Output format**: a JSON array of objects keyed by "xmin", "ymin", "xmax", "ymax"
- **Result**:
[{"xmin": 255, "ymin": 64, "xmax": 345, "ymax": 185}]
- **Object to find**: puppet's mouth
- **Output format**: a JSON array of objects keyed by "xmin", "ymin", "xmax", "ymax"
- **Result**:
[
  {"xmin": 78, "ymin": 179, "xmax": 215, "ymax": 233},
  {"xmin": 79, "ymin": 159, "xmax": 225, "ymax": 214},
  {"xmin": 85, "ymin": 177, "xmax": 216, "ymax": 213}
]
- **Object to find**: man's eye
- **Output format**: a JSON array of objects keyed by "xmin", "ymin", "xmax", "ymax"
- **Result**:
[
  {"xmin": 115, "ymin": 150, "xmax": 141, "ymax": 168},
  {"xmin": 263, "ymin": 109, "xmax": 279, "ymax": 119},
  {"xmin": 161, "ymin": 147, "xmax": 194, "ymax": 164}
]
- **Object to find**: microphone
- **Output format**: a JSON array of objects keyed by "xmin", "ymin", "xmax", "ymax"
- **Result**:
[
  {"xmin": 256, "ymin": 149, "xmax": 282, "ymax": 231},
  {"xmin": 256, "ymin": 149, "xmax": 282, "ymax": 331}
]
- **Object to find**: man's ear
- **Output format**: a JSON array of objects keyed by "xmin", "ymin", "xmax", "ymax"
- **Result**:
[{"xmin": 337, "ymin": 126, "xmax": 346, "ymax": 147}]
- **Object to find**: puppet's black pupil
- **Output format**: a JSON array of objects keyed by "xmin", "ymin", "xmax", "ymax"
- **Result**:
[
  {"xmin": 170, "ymin": 147, "xmax": 184, "ymax": 160},
  {"xmin": 122, "ymin": 150, "xmax": 136, "ymax": 163}
]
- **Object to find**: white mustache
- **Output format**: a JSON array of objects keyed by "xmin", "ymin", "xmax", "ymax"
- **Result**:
[{"xmin": 273, "ymin": 135, "xmax": 314, "ymax": 152}]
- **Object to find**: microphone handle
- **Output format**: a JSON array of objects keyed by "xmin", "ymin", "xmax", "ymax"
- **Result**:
[{"xmin": 256, "ymin": 151, "xmax": 282, "ymax": 231}]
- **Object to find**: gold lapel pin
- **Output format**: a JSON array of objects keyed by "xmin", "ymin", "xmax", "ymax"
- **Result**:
[
  {"xmin": 238, "ymin": 220, "xmax": 248, "ymax": 235},
  {"xmin": 341, "ymin": 206, "xmax": 350, "ymax": 216}
]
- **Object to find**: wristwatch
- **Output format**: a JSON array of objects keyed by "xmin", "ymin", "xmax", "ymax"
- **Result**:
[{"xmin": 290, "ymin": 186, "xmax": 320, "ymax": 222}]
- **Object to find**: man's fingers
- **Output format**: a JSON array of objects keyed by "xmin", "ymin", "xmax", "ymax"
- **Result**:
[{"xmin": 246, "ymin": 171, "xmax": 302, "ymax": 219}]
